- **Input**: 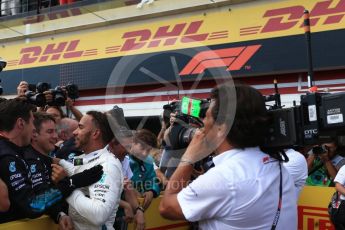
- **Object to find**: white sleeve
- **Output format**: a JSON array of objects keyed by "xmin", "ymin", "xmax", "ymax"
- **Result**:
[
  {"xmin": 59, "ymin": 159, "xmax": 75, "ymax": 176},
  {"xmin": 66, "ymin": 159, "xmax": 123, "ymax": 225},
  {"xmin": 177, "ymin": 167, "xmax": 234, "ymax": 222},
  {"xmin": 334, "ymin": 165, "xmax": 345, "ymax": 185}
]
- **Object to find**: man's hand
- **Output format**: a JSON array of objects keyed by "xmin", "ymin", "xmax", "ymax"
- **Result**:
[
  {"xmin": 51, "ymin": 164, "xmax": 68, "ymax": 184},
  {"xmin": 123, "ymin": 178, "xmax": 132, "ymax": 190},
  {"xmin": 17, "ymin": 81, "xmax": 28, "ymax": 96},
  {"xmin": 123, "ymin": 202, "xmax": 134, "ymax": 223},
  {"xmin": 58, "ymin": 215, "xmax": 74, "ymax": 230},
  {"xmin": 320, "ymin": 152, "xmax": 331, "ymax": 163},
  {"xmin": 182, "ymin": 128, "xmax": 214, "ymax": 164},
  {"xmin": 142, "ymin": 191, "xmax": 154, "ymax": 210},
  {"xmin": 65, "ymin": 97, "xmax": 74, "ymax": 108},
  {"xmin": 43, "ymin": 91, "xmax": 53, "ymax": 104},
  {"xmin": 70, "ymin": 165, "xmax": 103, "ymax": 188},
  {"xmin": 134, "ymin": 209, "xmax": 145, "ymax": 230}
]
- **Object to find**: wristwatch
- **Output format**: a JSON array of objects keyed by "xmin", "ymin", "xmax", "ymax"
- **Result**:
[
  {"xmin": 135, "ymin": 206, "xmax": 145, "ymax": 214},
  {"xmin": 57, "ymin": 212, "xmax": 67, "ymax": 223}
]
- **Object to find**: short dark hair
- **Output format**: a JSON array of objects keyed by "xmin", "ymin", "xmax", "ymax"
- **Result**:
[
  {"xmin": 0, "ymin": 98, "xmax": 36, "ymax": 132},
  {"xmin": 210, "ymin": 83, "xmax": 268, "ymax": 148},
  {"xmin": 33, "ymin": 112, "xmax": 56, "ymax": 133},
  {"xmin": 45, "ymin": 106, "xmax": 65, "ymax": 118},
  {"xmin": 134, "ymin": 129, "xmax": 157, "ymax": 148},
  {"xmin": 86, "ymin": 111, "xmax": 114, "ymax": 145}
]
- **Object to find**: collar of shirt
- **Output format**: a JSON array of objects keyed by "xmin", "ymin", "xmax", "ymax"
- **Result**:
[
  {"xmin": 212, "ymin": 147, "xmax": 261, "ymax": 166},
  {"xmin": 81, "ymin": 147, "xmax": 107, "ymax": 162}
]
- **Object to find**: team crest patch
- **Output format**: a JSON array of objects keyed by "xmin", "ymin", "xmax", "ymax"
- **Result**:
[
  {"xmin": 99, "ymin": 174, "xmax": 106, "ymax": 184},
  {"xmin": 30, "ymin": 164, "xmax": 37, "ymax": 173},
  {"xmin": 68, "ymin": 153, "xmax": 76, "ymax": 160},
  {"xmin": 9, "ymin": 162, "xmax": 16, "ymax": 172}
]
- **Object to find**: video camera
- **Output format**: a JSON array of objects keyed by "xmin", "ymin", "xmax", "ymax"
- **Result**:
[
  {"xmin": 265, "ymin": 90, "xmax": 345, "ymax": 149},
  {"xmin": 163, "ymin": 96, "xmax": 210, "ymax": 149},
  {"xmin": 25, "ymin": 82, "xmax": 79, "ymax": 107}
]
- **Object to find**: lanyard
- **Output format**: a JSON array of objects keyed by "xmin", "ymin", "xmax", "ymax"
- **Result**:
[{"xmin": 271, "ymin": 163, "xmax": 282, "ymax": 230}]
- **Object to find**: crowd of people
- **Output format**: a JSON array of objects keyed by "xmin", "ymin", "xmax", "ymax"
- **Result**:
[
  {"xmin": 0, "ymin": 80, "xmax": 345, "ymax": 229},
  {"xmin": 0, "ymin": 0, "xmax": 154, "ymax": 17},
  {"xmin": 1, "ymin": 0, "xmax": 77, "ymax": 17}
]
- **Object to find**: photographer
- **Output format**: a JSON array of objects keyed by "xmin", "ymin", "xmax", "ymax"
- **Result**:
[
  {"xmin": 17, "ymin": 81, "xmax": 83, "ymax": 121},
  {"xmin": 306, "ymin": 141, "xmax": 345, "ymax": 186},
  {"xmin": 159, "ymin": 83, "xmax": 297, "ymax": 229}
]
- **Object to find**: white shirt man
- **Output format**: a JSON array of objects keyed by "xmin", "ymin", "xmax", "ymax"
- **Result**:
[
  {"xmin": 177, "ymin": 147, "xmax": 297, "ymax": 229},
  {"xmin": 160, "ymin": 83, "xmax": 298, "ymax": 230},
  {"xmin": 283, "ymin": 148, "xmax": 308, "ymax": 199},
  {"xmin": 59, "ymin": 111, "xmax": 123, "ymax": 230},
  {"xmin": 60, "ymin": 147, "xmax": 123, "ymax": 230}
]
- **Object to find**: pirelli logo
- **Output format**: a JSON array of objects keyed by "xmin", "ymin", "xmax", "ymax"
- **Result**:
[
  {"xmin": 179, "ymin": 45, "xmax": 261, "ymax": 75},
  {"xmin": 298, "ymin": 206, "xmax": 335, "ymax": 230}
]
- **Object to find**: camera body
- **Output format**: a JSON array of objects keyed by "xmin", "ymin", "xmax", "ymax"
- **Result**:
[
  {"xmin": 25, "ymin": 82, "xmax": 79, "ymax": 106},
  {"xmin": 164, "ymin": 97, "xmax": 210, "ymax": 150},
  {"xmin": 265, "ymin": 92, "xmax": 345, "ymax": 149},
  {"xmin": 312, "ymin": 145, "xmax": 327, "ymax": 155}
]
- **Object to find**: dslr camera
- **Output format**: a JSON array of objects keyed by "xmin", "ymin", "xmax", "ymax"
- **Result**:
[
  {"xmin": 26, "ymin": 82, "xmax": 79, "ymax": 107},
  {"xmin": 164, "ymin": 96, "xmax": 210, "ymax": 149}
]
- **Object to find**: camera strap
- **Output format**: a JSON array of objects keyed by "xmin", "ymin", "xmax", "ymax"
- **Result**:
[
  {"xmin": 308, "ymin": 162, "xmax": 324, "ymax": 176},
  {"xmin": 271, "ymin": 163, "xmax": 282, "ymax": 230}
]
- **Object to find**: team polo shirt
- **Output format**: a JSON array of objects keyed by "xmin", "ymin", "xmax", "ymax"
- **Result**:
[{"xmin": 177, "ymin": 147, "xmax": 297, "ymax": 230}]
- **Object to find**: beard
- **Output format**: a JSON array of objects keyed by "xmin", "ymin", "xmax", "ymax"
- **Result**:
[{"xmin": 75, "ymin": 131, "xmax": 92, "ymax": 151}]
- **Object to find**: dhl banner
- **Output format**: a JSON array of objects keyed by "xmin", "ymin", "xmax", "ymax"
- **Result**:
[
  {"xmin": 0, "ymin": 186, "xmax": 337, "ymax": 230},
  {"xmin": 1, "ymin": 0, "xmax": 345, "ymax": 70}
]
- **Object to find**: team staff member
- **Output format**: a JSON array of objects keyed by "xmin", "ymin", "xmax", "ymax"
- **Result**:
[
  {"xmin": 0, "ymin": 99, "xmax": 102, "ymax": 224},
  {"xmin": 160, "ymin": 83, "xmax": 297, "ymax": 229},
  {"xmin": 24, "ymin": 112, "xmax": 103, "ymax": 229},
  {"xmin": 0, "ymin": 99, "xmax": 62, "ymax": 223},
  {"xmin": 58, "ymin": 111, "xmax": 123, "ymax": 230}
]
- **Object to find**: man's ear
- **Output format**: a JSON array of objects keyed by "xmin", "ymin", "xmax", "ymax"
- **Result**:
[
  {"xmin": 217, "ymin": 123, "xmax": 228, "ymax": 138},
  {"xmin": 93, "ymin": 129, "xmax": 101, "ymax": 140},
  {"xmin": 16, "ymin": 118, "xmax": 25, "ymax": 130},
  {"xmin": 32, "ymin": 131, "xmax": 38, "ymax": 139}
]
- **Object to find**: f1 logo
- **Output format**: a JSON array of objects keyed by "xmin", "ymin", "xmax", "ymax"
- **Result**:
[{"xmin": 179, "ymin": 45, "xmax": 261, "ymax": 75}]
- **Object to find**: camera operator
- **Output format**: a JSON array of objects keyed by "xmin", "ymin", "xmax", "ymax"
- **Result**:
[
  {"xmin": 159, "ymin": 83, "xmax": 297, "ymax": 229},
  {"xmin": 159, "ymin": 111, "xmax": 186, "ymax": 179},
  {"xmin": 306, "ymin": 141, "xmax": 345, "ymax": 186}
]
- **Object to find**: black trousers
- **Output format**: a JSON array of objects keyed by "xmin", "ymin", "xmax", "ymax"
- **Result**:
[{"xmin": 332, "ymin": 200, "xmax": 345, "ymax": 230}]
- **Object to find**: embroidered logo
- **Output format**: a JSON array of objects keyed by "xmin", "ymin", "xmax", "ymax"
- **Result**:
[
  {"xmin": 9, "ymin": 162, "xmax": 16, "ymax": 172},
  {"xmin": 99, "ymin": 174, "xmax": 106, "ymax": 184},
  {"xmin": 30, "ymin": 164, "xmax": 37, "ymax": 173}
]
